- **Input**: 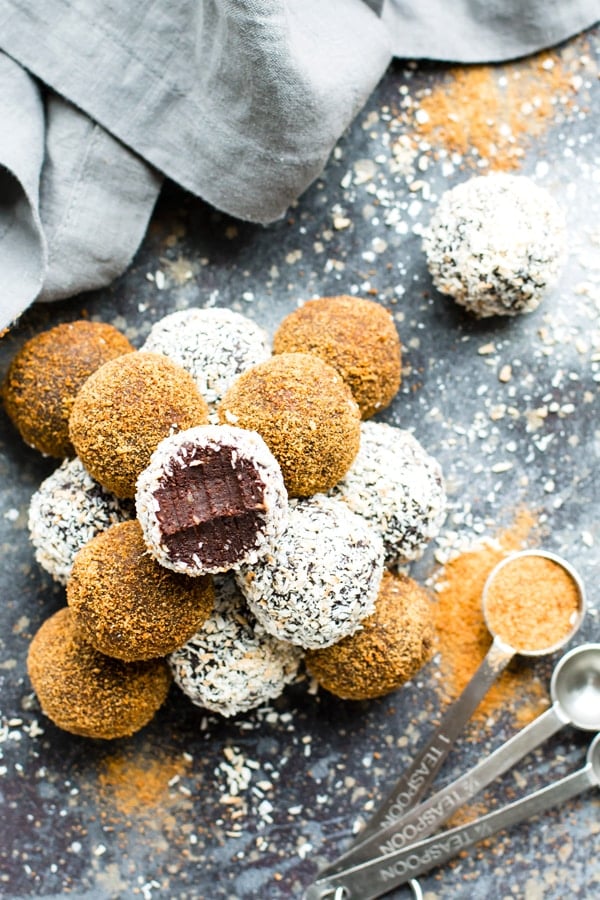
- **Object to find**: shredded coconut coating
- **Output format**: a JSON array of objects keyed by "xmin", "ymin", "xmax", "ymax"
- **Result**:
[
  {"xmin": 330, "ymin": 421, "xmax": 446, "ymax": 567},
  {"xmin": 236, "ymin": 494, "xmax": 384, "ymax": 650},
  {"xmin": 136, "ymin": 424, "xmax": 288, "ymax": 575},
  {"xmin": 422, "ymin": 173, "xmax": 567, "ymax": 317},
  {"xmin": 28, "ymin": 457, "xmax": 134, "ymax": 584},
  {"xmin": 169, "ymin": 573, "xmax": 303, "ymax": 717},
  {"xmin": 141, "ymin": 307, "xmax": 270, "ymax": 416}
]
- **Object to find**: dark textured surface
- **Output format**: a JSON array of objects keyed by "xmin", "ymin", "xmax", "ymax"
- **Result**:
[{"xmin": 1, "ymin": 28, "xmax": 599, "ymax": 900}]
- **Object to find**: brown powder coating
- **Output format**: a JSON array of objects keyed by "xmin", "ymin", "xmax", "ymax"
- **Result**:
[
  {"xmin": 67, "ymin": 520, "xmax": 214, "ymax": 661},
  {"xmin": 27, "ymin": 607, "xmax": 172, "ymax": 739},
  {"xmin": 218, "ymin": 352, "xmax": 361, "ymax": 497},
  {"xmin": 68, "ymin": 351, "xmax": 209, "ymax": 498},
  {"xmin": 1, "ymin": 320, "xmax": 134, "ymax": 457},
  {"xmin": 484, "ymin": 555, "xmax": 581, "ymax": 653},
  {"xmin": 153, "ymin": 442, "xmax": 268, "ymax": 569},
  {"xmin": 273, "ymin": 296, "xmax": 401, "ymax": 419},
  {"xmin": 305, "ymin": 570, "xmax": 434, "ymax": 700}
]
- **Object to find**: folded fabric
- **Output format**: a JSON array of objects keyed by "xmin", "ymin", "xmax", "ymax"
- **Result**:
[{"xmin": 0, "ymin": 0, "xmax": 597, "ymax": 329}]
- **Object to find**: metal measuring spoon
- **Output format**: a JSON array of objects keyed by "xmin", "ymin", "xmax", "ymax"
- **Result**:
[
  {"xmin": 338, "ymin": 551, "xmax": 586, "ymax": 846},
  {"xmin": 305, "ymin": 732, "xmax": 600, "ymax": 900},
  {"xmin": 314, "ymin": 642, "xmax": 600, "ymax": 878}
]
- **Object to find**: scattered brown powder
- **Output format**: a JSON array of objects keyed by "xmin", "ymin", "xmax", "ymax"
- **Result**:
[
  {"xmin": 97, "ymin": 748, "xmax": 192, "ymax": 818},
  {"xmin": 432, "ymin": 508, "xmax": 550, "ymax": 726}
]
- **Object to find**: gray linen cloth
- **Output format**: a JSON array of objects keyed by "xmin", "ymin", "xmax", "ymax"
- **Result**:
[{"xmin": 0, "ymin": 0, "xmax": 598, "ymax": 329}]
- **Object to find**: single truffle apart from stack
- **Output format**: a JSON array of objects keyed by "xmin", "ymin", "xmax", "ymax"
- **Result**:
[
  {"xmin": 27, "ymin": 607, "xmax": 172, "ymax": 739},
  {"xmin": 219, "ymin": 352, "xmax": 361, "ymax": 497},
  {"xmin": 422, "ymin": 173, "xmax": 567, "ymax": 317},
  {"xmin": 141, "ymin": 307, "xmax": 271, "ymax": 416},
  {"xmin": 136, "ymin": 425, "xmax": 288, "ymax": 576},
  {"xmin": 2, "ymin": 320, "xmax": 134, "ymax": 457},
  {"xmin": 330, "ymin": 421, "xmax": 446, "ymax": 567},
  {"xmin": 169, "ymin": 573, "xmax": 303, "ymax": 717},
  {"xmin": 67, "ymin": 520, "xmax": 214, "ymax": 661},
  {"xmin": 28, "ymin": 457, "xmax": 134, "ymax": 585},
  {"xmin": 69, "ymin": 351, "xmax": 209, "ymax": 498},
  {"xmin": 273, "ymin": 295, "xmax": 401, "ymax": 419},
  {"xmin": 305, "ymin": 571, "xmax": 434, "ymax": 700},
  {"xmin": 236, "ymin": 494, "xmax": 384, "ymax": 649}
]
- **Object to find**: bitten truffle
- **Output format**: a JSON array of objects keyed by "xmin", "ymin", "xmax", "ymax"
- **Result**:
[
  {"xmin": 27, "ymin": 607, "xmax": 171, "ymax": 739},
  {"xmin": 169, "ymin": 573, "xmax": 303, "ymax": 717},
  {"xmin": 69, "ymin": 351, "xmax": 209, "ymax": 498},
  {"xmin": 330, "ymin": 421, "xmax": 446, "ymax": 567},
  {"xmin": 305, "ymin": 571, "xmax": 434, "ymax": 700},
  {"xmin": 422, "ymin": 173, "xmax": 567, "ymax": 317},
  {"xmin": 136, "ymin": 425, "xmax": 288, "ymax": 576},
  {"xmin": 236, "ymin": 494, "xmax": 384, "ymax": 649},
  {"xmin": 67, "ymin": 520, "xmax": 214, "ymax": 661},
  {"xmin": 2, "ymin": 320, "xmax": 134, "ymax": 457},
  {"xmin": 28, "ymin": 456, "xmax": 134, "ymax": 585},
  {"xmin": 219, "ymin": 352, "xmax": 361, "ymax": 497},
  {"xmin": 273, "ymin": 295, "xmax": 401, "ymax": 419},
  {"xmin": 141, "ymin": 307, "xmax": 270, "ymax": 416}
]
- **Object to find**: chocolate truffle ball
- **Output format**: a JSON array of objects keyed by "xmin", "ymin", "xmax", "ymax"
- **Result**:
[
  {"xmin": 27, "ymin": 607, "xmax": 171, "ymax": 739},
  {"xmin": 136, "ymin": 425, "xmax": 288, "ymax": 576},
  {"xmin": 330, "ymin": 421, "xmax": 446, "ymax": 567},
  {"xmin": 422, "ymin": 173, "xmax": 567, "ymax": 317},
  {"xmin": 273, "ymin": 296, "xmax": 401, "ymax": 419},
  {"xmin": 169, "ymin": 573, "xmax": 303, "ymax": 717},
  {"xmin": 28, "ymin": 456, "xmax": 134, "ymax": 585},
  {"xmin": 141, "ymin": 307, "xmax": 270, "ymax": 416},
  {"xmin": 219, "ymin": 352, "xmax": 361, "ymax": 497},
  {"xmin": 2, "ymin": 320, "xmax": 134, "ymax": 457},
  {"xmin": 305, "ymin": 571, "xmax": 434, "ymax": 700},
  {"xmin": 67, "ymin": 520, "xmax": 214, "ymax": 661},
  {"xmin": 236, "ymin": 494, "xmax": 384, "ymax": 649},
  {"xmin": 69, "ymin": 351, "xmax": 209, "ymax": 498}
]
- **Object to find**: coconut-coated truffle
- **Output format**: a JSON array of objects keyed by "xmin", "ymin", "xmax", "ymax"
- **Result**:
[
  {"xmin": 69, "ymin": 351, "xmax": 209, "ymax": 498},
  {"xmin": 136, "ymin": 425, "xmax": 288, "ymax": 576},
  {"xmin": 28, "ymin": 456, "xmax": 134, "ymax": 585},
  {"xmin": 422, "ymin": 173, "xmax": 567, "ymax": 317},
  {"xmin": 67, "ymin": 520, "xmax": 214, "ymax": 661},
  {"xmin": 169, "ymin": 573, "xmax": 303, "ymax": 717},
  {"xmin": 273, "ymin": 296, "xmax": 401, "ymax": 419},
  {"xmin": 305, "ymin": 571, "xmax": 434, "ymax": 700},
  {"xmin": 141, "ymin": 307, "xmax": 270, "ymax": 416},
  {"xmin": 2, "ymin": 320, "xmax": 134, "ymax": 457},
  {"xmin": 27, "ymin": 607, "xmax": 172, "ymax": 739},
  {"xmin": 330, "ymin": 422, "xmax": 446, "ymax": 567},
  {"xmin": 236, "ymin": 494, "xmax": 384, "ymax": 649},
  {"xmin": 219, "ymin": 353, "xmax": 361, "ymax": 497}
]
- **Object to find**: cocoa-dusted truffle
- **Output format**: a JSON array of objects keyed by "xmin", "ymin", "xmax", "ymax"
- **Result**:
[
  {"xmin": 141, "ymin": 307, "xmax": 270, "ymax": 416},
  {"xmin": 305, "ymin": 570, "xmax": 434, "ymax": 700},
  {"xmin": 27, "ymin": 607, "xmax": 171, "ymax": 739},
  {"xmin": 136, "ymin": 425, "xmax": 288, "ymax": 576},
  {"xmin": 236, "ymin": 494, "xmax": 384, "ymax": 649},
  {"xmin": 2, "ymin": 320, "xmax": 134, "ymax": 457},
  {"xmin": 28, "ymin": 456, "xmax": 134, "ymax": 585},
  {"xmin": 219, "ymin": 352, "xmax": 361, "ymax": 497},
  {"xmin": 67, "ymin": 520, "xmax": 214, "ymax": 661},
  {"xmin": 422, "ymin": 173, "xmax": 567, "ymax": 317},
  {"xmin": 69, "ymin": 351, "xmax": 209, "ymax": 498},
  {"xmin": 273, "ymin": 296, "xmax": 401, "ymax": 419},
  {"xmin": 330, "ymin": 421, "xmax": 446, "ymax": 567},
  {"xmin": 169, "ymin": 573, "xmax": 303, "ymax": 717}
]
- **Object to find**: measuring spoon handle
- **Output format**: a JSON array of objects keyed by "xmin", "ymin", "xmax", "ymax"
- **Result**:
[
  {"xmin": 356, "ymin": 637, "xmax": 514, "ymax": 839},
  {"xmin": 324, "ymin": 702, "xmax": 567, "ymax": 875},
  {"xmin": 310, "ymin": 759, "xmax": 596, "ymax": 900}
]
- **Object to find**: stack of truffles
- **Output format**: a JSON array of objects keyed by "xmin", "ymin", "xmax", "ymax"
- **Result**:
[{"xmin": 2, "ymin": 299, "xmax": 446, "ymax": 740}]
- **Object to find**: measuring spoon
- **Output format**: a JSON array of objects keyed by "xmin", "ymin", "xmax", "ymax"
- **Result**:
[
  {"xmin": 304, "ymin": 732, "xmax": 600, "ymax": 900},
  {"xmin": 315, "ymin": 642, "xmax": 600, "ymax": 878},
  {"xmin": 339, "ymin": 550, "xmax": 586, "ymax": 845}
]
